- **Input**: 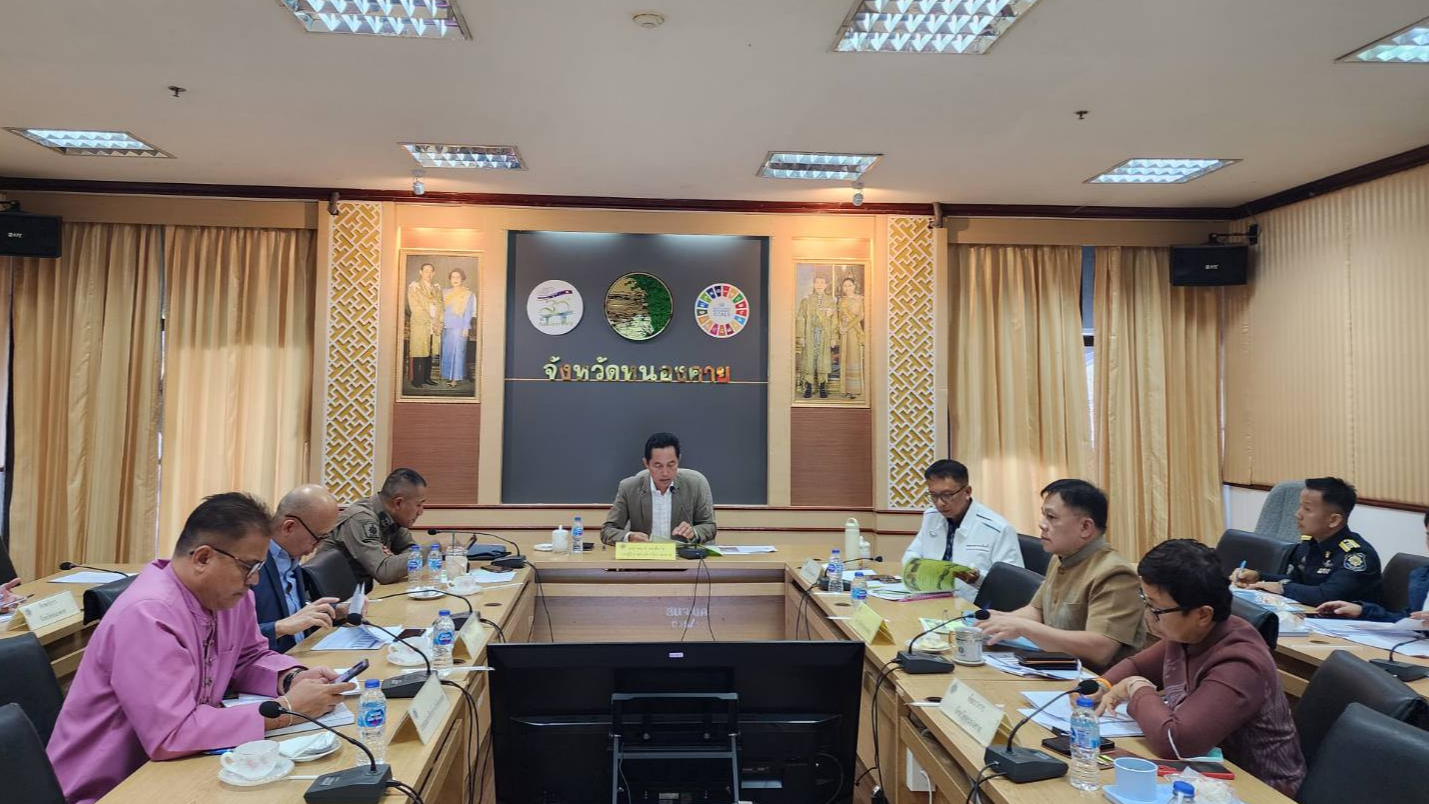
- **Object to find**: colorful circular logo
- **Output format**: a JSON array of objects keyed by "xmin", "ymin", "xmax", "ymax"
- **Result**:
[
  {"xmin": 526, "ymin": 280, "xmax": 583, "ymax": 335},
  {"xmin": 694, "ymin": 283, "xmax": 749, "ymax": 339}
]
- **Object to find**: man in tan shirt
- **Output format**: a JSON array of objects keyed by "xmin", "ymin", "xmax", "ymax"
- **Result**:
[
  {"xmin": 980, "ymin": 479, "xmax": 1145, "ymax": 671},
  {"xmin": 314, "ymin": 468, "xmax": 427, "ymax": 586}
]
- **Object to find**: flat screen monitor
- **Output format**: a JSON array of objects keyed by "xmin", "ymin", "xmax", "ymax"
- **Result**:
[{"xmin": 487, "ymin": 641, "xmax": 864, "ymax": 804}]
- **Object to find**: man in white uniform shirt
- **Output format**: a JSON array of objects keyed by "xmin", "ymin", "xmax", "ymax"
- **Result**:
[{"xmin": 901, "ymin": 459, "xmax": 1024, "ymax": 599}]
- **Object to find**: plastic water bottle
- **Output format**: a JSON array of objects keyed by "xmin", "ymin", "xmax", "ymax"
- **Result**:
[
  {"xmin": 1169, "ymin": 781, "xmax": 1196, "ymax": 803},
  {"xmin": 1068, "ymin": 695, "xmax": 1101, "ymax": 791},
  {"xmin": 432, "ymin": 609, "xmax": 455, "ymax": 677},
  {"xmin": 827, "ymin": 549, "xmax": 845, "ymax": 594},
  {"xmin": 426, "ymin": 543, "xmax": 443, "ymax": 585},
  {"xmin": 850, "ymin": 574, "xmax": 868, "ymax": 609},
  {"xmin": 571, "ymin": 516, "xmax": 584, "ymax": 556},
  {"xmin": 405, "ymin": 545, "xmax": 423, "ymax": 591},
  {"xmin": 356, "ymin": 679, "xmax": 388, "ymax": 765}
]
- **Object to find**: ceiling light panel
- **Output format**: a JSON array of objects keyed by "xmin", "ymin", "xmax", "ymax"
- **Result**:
[
  {"xmin": 1338, "ymin": 17, "xmax": 1429, "ymax": 63},
  {"xmin": 834, "ymin": 0, "xmax": 1041, "ymax": 55},
  {"xmin": 402, "ymin": 143, "xmax": 526, "ymax": 170},
  {"xmin": 757, "ymin": 152, "xmax": 882, "ymax": 181},
  {"xmin": 1086, "ymin": 158, "xmax": 1240, "ymax": 184},
  {"xmin": 277, "ymin": 0, "xmax": 470, "ymax": 39},
  {"xmin": 6, "ymin": 128, "xmax": 172, "ymax": 157}
]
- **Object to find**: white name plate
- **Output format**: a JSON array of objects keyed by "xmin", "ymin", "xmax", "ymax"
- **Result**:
[
  {"xmin": 798, "ymin": 558, "xmax": 822, "ymax": 586},
  {"xmin": 8, "ymin": 591, "xmax": 80, "ymax": 632},
  {"xmin": 455, "ymin": 616, "xmax": 488, "ymax": 660},
  {"xmin": 938, "ymin": 679, "xmax": 1004, "ymax": 746},
  {"xmin": 393, "ymin": 674, "xmax": 452, "ymax": 745}
]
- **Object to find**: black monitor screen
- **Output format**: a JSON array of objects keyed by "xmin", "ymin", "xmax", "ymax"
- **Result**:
[{"xmin": 487, "ymin": 641, "xmax": 864, "ymax": 804}]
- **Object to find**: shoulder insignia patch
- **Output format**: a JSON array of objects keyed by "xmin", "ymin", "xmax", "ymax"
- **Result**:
[
  {"xmin": 1339, "ymin": 539, "xmax": 1360, "ymax": 552},
  {"xmin": 1344, "ymin": 552, "xmax": 1367, "ymax": 571},
  {"xmin": 365, "ymin": 521, "xmax": 379, "ymax": 540},
  {"xmin": 1300, "ymin": 534, "xmax": 1312, "ymax": 541}
]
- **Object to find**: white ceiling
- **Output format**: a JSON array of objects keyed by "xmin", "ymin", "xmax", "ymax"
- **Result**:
[{"xmin": 1, "ymin": 1, "xmax": 1427, "ymax": 208}]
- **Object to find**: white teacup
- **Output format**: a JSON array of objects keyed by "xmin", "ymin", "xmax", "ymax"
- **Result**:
[
  {"xmin": 388, "ymin": 636, "xmax": 432, "ymax": 666},
  {"xmin": 448, "ymin": 575, "xmax": 481, "ymax": 596},
  {"xmin": 220, "ymin": 739, "xmax": 281, "ymax": 780}
]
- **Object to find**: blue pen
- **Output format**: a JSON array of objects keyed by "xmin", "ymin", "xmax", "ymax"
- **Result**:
[{"xmin": 1236, "ymin": 560, "xmax": 1248, "ymax": 582}]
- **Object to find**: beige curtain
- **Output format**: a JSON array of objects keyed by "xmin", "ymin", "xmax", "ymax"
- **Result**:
[
  {"xmin": 1094, "ymin": 247, "xmax": 1223, "ymax": 558},
  {"xmin": 951, "ymin": 245, "xmax": 1093, "ymax": 534},
  {"xmin": 158, "ymin": 227, "xmax": 316, "ymax": 552},
  {"xmin": 10, "ymin": 223, "xmax": 164, "ymax": 580}
]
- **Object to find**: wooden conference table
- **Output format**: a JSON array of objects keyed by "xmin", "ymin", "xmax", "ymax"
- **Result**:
[{"xmin": 0, "ymin": 564, "xmax": 138, "ymax": 689}]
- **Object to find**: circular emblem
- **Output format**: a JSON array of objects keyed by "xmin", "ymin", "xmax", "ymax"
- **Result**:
[
  {"xmin": 526, "ymin": 280, "xmax": 583, "ymax": 335},
  {"xmin": 604, "ymin": 273, "xmax": 672, "ymax": 341},
  {"xmin": 1345, "ymin": 552, "xmax": 1366, "ymax": 571},
  {"xmin": 693, "ymin": 283, "xmax": 749, "ymax": 339}
]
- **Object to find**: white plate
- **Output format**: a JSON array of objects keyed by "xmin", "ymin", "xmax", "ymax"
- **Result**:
[
  {"xmin": 533, "ymin": 543, "xmax": 554, "ymax": 552},
  {"xmin": 387, "ymin": 651, "xmax": 430, "ymax": 668},
  {"xmin": 406, "ymin": 588, "xmax": 443, "ymax": 600},
  {"xmin": 218, "ymin": 756, "xmax": 294, "ymax": 787}
]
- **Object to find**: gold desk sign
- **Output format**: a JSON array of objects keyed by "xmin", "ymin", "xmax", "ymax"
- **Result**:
[
  {"xmin": 8, "ymin": 591, "xmax": 80, "ymax": 632},
  {"xmin": 615, "ymin": 542, "xmax": 678, "ymax": 561}
]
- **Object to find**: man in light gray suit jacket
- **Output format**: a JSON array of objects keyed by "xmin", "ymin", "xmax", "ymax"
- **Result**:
[{"xmin": 601, "ymin": 432, "xmax": 717, "ymax": 545}]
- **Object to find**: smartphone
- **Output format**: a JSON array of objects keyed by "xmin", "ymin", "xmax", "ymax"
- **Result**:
[
  {"xmin": 395, "ymin": 628, "xmax": 425, "ymax": 642},
  {"xmin": 1041, "ymin": 735, "xmax": 1117, "ymax": 757},
  {"xmin": 335, "ymin": 659, "xmax": 370, "ymax": 683}
]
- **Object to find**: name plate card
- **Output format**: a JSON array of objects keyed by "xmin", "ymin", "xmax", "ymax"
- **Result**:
[
  {"xmin": 849, "ymin": 602, "xmax": 894, "ymax": 644},
  {"xmin": 455, "ymin": 616, "xmax": 488, "ymax": 660},
  {"xmin": 615, "ymin": 542, "xmax": 678, "ymax": 561},
  {"xmin": 392, "ymin": 674, "xmax": 451, "ymax": 745},
  {"xmin": 798, "ymin": 558, "xmax": 823, "ymax": 586},
  {"xmin": 8, "ymin": 591, "xmax": 80, "ymax": 632},
  {"xmin": 938, "ymin": 679, "xmax": 1005, "ymax": 746}
]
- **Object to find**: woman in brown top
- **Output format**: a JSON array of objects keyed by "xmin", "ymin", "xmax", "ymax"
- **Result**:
[{"xmin": 1096, "ymin": 539, "xmax": 1306, "ymax": 797}]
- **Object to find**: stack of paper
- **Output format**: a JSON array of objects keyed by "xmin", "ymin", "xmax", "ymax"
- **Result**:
[
  {"xmin": 310, "ymin": 625, "xmax": 396, "ymax": 651},
  {"xmin": 51, "ymin": 571, "xmax": 137, "ymax": 584},
  {"xmin": 985, "ymin": 655, "xmax": 1089, "ymax": 681},
  {"xmin": 705, "ymin": 545, "xmax": 777, "ymax": 555},
  {"xmin": 1017, "ymin": 690, "xmax": 1144, "ymax": 738},
  {"xmin": 1302, "ymin": 617, "xmax": 1429, "ymax": 656},
  {"xmin": 222, "ymin": 695, "xmax": 355, "ymax": 738}
]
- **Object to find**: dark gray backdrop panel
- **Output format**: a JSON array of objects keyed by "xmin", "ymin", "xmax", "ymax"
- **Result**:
[{"xmin": 503, "ymin": 231, "xmax": 768, "ymax": 504}]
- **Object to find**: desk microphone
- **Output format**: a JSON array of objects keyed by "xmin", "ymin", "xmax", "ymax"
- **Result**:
[
  {"xmin": 984, "ymin": 677, "xmax": 1103, "ymax": 783},
  {"xmin": 895, "ymin": 609, "xmax": 989, "ymax": 674},
  {"xmin": 356, "ymin": 619, "xmax": 434, "ymax": 699},
  {"xmin": 58, "ymin": 562, "xmax": 129, "ymax": 578},
  {"xmin": 1370, "ymin": 636, "xmax": 1429, "ymax": 682},
  {"xmin": 369, "ymin": 587, "xmax": 478, "ymax": 633},
  {"xmin": 430, "ymin": 528, "xmax": 527, "ymax": 570},
  {"xmin": 257, "ymin": 700, "xmax": 392, "ymax": 803}
]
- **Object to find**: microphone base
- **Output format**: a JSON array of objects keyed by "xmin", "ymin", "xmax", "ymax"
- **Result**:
[
  {"xmin": 1370, "ymin": 659, "xmax": 1429, "ymax": 681},
  {"xmin": 982, "ymin": 745, "xmax": 1067, "ymax": 784},
  {"xmin": 380, "ymin": 671, "xmax": 431, "ymax": 699},
  {"xmin": 895, "ymin": 651, "xmax": 955, "ymax": 674},
  {"xmin": 303, "ymin": 763, "xmax": 392, "ymax": 804},
  {"xmin": 489, "ymin": 555, "xmax": 527, "ymax": 570}
]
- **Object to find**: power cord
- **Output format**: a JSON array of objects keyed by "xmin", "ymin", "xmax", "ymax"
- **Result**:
[
  {"xmin": 478, "ymin": 614, "xmax": 507, "ymax": 643},
  {"xmin": 815, "ymin": 751, "xmax": 846, "ymax": 804},
  {"xmin": 864, "ymin": 659, "xmax": 899, "ymax": 800},
  {"xmin": 680, "ymin": 559, "xmax": 700, "ymax": 641},
  {"xmin": 527, "ymin": 563, "xmax": 556, "ymax": 641},
  {"xmin": 439, "ymin": 679, "xmax": 479, "ymax": 804},
  {"xmin": 963, "ymin": 764, "xmax": 1004, "ymax": 804},
  {"xmin": 700, "ymin": 556, "xmax": 716, "ymax": 642},
  {"xmin": 388, "ymin": 780, "xmax": 427, "ymax": 804}
]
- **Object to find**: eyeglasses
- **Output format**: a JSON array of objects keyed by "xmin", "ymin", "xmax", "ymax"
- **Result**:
[
  {"xmin": 1139, "ymin": 589, "xmax": 1191, "ymax": 621},
  {"xmin": 198, "ymin": 544, "xmax": 265, "ymax": 581},
  {"xmin": 927, "ymin": 485, "xmax": 969, "ymax": 505},
  {"xmin": 287, "ymin": 514, "xmax": 325, "ymax": 544}
]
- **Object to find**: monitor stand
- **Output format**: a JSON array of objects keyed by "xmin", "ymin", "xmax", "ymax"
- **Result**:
[{"xmin": 609, "ymin": 692, "xmax": 742, "ymax": 804}]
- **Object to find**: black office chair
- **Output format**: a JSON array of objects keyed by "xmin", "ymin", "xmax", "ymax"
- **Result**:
[
  {"xmin": 1229, "ymin": 597, "xmax": 1280, "ymax": 650},
  {"xmin": 1215, "ymin": 529, "xmax": 1296, "ymax": 578},
  {"xmin": 1292, "ymin": 650, "xmax": 1429, "ymax": 768},
  {"xmin": 0, "ymin": 703, "xmax": 66, "ymax": 804},
  {"xmin": 0, "ymin": 633, "xmax": 64, "ymax": 745},
  {"xmin": 1297, "ymin": 702, "xmax": 1429, "ymax": 804},
  {"xmin": 301, "ymin": 548, "xmax": 361, "ymax": 599},
  {"xmin": 1380, "ymin": 552, "xmax": 1429, "ymax": 614},
  {"xmin": 973, "ymin": 562, "xmax": 1045, "ymax": 612},
  {"xmin": 1017, "ymin": 534, "xmax": 1050, "ymax": 576},
  {"xmin": 82, "ymin": 575, "xmax": 136, "ymax": 624}
]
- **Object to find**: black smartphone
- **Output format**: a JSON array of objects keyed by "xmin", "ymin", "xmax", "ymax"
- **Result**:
[
  {"xmin": 1041, "ymin": 735, "xmax": 1116, "ymax": 757},
  {"xmin": 395, "ymin": 628, "xmax": 425, "ymax": 641},
  {"xmin": 335, "ymin": 659, "xmax": 370, "ymax": 683}
]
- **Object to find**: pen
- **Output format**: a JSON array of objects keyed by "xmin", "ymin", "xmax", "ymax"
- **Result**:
[{"xmin": 1235, "ymin": 560, "xmax": 1247, "ymax": 583}]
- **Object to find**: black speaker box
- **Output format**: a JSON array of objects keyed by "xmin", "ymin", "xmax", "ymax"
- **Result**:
[
  {"xmin": 0, "ymin": 212, "xmax": 62, "ymax": 258},
  {"xmin": 1170, "ymin": 243, "xmax": 1247, "ymax": 286}
]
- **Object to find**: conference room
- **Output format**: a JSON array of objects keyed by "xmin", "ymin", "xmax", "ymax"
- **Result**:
[{"xmin": 2, "ymin": 3, "xmax": 1429, "ymax": 804}]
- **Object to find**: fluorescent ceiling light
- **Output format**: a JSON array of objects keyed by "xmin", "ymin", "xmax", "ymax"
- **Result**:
[
  {"xmin": 757, "ymin": 152, "xmax": 882, "ymax": 181},
  {"xmin": 6, "ymin": 128, "xmax": 172, "ymax": 157},
  {"xmin": 1337, "ymin": 16, "xmax": 1429, "ymax": 63},
  {"xmin": 834, "ymin": 0, "xmax": 1041, "ymax": 54},
  {"xmin": 276, "ymin": 0, "xmax": 469, "ymax": 40},
  {"xmin": 401, "ymin": 143, "xmax": 526, "ymax": 170},
  {"xmin": 1086, "ymin": 158, "xmax": 1240, "ymax": 185}
]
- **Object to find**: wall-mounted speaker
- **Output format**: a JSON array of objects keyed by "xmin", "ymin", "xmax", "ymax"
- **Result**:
[
  {"xmin": 0, "ymin": 212, "xmax": 62, "ymax": 258},
  {"xmin": 1170, "ymin": 243, "xmax": 1247, "ymax": 286}
]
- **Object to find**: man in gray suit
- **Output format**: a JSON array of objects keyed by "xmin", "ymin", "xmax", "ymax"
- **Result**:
[{"xmin": 601, "ymin": 432, "xmax": 717, "ymax": 545}]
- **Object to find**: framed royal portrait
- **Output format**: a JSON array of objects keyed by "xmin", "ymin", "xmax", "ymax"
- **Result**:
[
  {"xmin": 398, "ymin": 249, "xmax": 481, "ymax": 402},
  {"xmin": 793, "ymin": 261, "xmax": 869, "ymax": 408}
]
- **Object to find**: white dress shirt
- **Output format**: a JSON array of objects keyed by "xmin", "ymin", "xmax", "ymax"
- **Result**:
[
  {"xmin": 900, "ymin": 499, "xmax": 1025, "ymax": 599},
  {"xmin": 650, "ymin": 477, "xmax": 675, "ymax": 540}
]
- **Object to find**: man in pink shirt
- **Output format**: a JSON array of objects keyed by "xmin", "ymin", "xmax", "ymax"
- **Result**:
[{"xmin": 46, "ymin": 493, "xmax": 353, "ymax": 804}]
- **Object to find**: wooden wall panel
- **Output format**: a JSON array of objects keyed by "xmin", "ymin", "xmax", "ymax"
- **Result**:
[
  {"xmin": 390, "ymin": 402, "xmax": 480, "ymax": 504},
  {"xmin": 791, "ymin": 407, "xmax": 873, "ymax": 507}
]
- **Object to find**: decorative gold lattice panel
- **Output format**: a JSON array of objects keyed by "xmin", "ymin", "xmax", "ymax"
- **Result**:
[
  {"xmin": 886, "ymin": 216, "xmax": 937, "ymax": 509},
  {"xmin": 322, "ymin": 202, "xmax": 382, "ymax": 502}
]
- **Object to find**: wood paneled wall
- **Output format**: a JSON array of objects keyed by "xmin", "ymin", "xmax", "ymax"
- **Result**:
[
  {"xmin": 791, "ymin": 407, "xmax": 873, "ymax": 507},
  {"xmin": 390, "ymin": 402, "xmax": 481, "ymax": 504}
]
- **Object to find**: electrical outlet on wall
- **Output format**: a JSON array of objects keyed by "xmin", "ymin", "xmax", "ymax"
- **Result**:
[{"xmin": 906, "ymin": 749, "xmax": 935, "ymax": 792}]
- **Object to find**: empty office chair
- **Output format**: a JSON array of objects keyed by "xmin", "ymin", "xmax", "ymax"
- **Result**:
[
  {"xmin": 1380, "ymin": 552, "xmax": 1429, "ymax": 614},
  {"xmin": 1254, "ymin": 480, "xmax": 1305, "ymax": 542},
  {"xmin": 1017, "ymin": 534, "xmax": 1050, "ymax": 576},
  {"xmin": 301, "ymin": 548, "xmax": 361, "ymax": 599},
  {"xmin": 1292, "ymin": 650, "xmax": 1429, "ymax": 768},
  {"xmin": 0, "ymin": 633, "xmax": 64, "ymax": 745},
  {"xmin": 0, "ymin": 703, "xmax": 66, "ymax": 804},
  {"xmin": 973, "ymin": 562, "xmax": 1044, "ymax": 612},
  {"xmin": 1216, "ymin": 529, "xmax": 1296, "ymax": 578},
  {"xmin": 1229, "ymin": 597, "xmax": 1280, "ymax": 650},
  {"xmin": 1296, "ymin": 702, "xmax": 1429, "ymax": 804},
  {"xmin": 82, "ymin": 575, "xmax": 136, "ymax": 624}
]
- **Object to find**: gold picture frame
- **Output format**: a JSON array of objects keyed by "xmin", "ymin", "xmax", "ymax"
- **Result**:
[
  {"xmin": 397, "ymin": 249, "xmax": 481, "ymax": 403},
  {"xmin": 793, "ymin": 261, "xmax": 869, "ymax": 408}
]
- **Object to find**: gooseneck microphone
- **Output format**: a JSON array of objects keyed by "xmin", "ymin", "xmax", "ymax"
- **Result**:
[
  {"xmin": 430, "ymin": 528, "xmax": 526, "ymax": 570},
  {"xmin": 59, "ymin": 562, "xmax": 129, "ymax": 578},
  {"xmin": 257, "ymin": 700, "xmax": 392, "ymax": 803},
  {"xmin": 983, "ymin": 678, "xmax": 1103, "ymax": 783},
  {"xmin": 894, "ymin": 609, "xmax": 990, "ymax": 675},
  {"xmin": 356, "ymin": 618, "xmax": 434, "ymax": 699},
  {"xmin": 369, "ymin": 587, "xmax": 477, "ymax": 632}
]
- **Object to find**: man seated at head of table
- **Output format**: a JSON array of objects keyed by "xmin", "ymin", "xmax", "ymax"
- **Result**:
[
  {"xmin": 1318, "ymin": 508, "xmax": 1429, "ymax": 624},
  {"xmin": 1232, "ymin": 476, "xmax": 1384, "ymax": 607},
  {"xmin": 314, "ymin": 467, "xmax": 428, "ymax": 586},
  {"xmin": 601, "ymin": 432, "xmax": 717, "ymax": 545},
  {"xmin": 1096, "ymin": 539, "xmax": 1306, "ymax": 797},
  {"xmin": 253, "ymin": 484, "xmax": 343, "ymax": 652},
  {"xmin": 979, "ymin": 479, "xmax": 1146, "ymax": 672},
  {"xmin": 900, "ymin": 459, "xmax": 1023, "ymax": 600},
  {"xmin": 46, "ymin": 493, "xmax": 353, "ymax": 804}
]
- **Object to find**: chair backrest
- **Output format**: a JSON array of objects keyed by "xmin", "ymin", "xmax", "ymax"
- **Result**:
[
  {"xmin": 1254, "ymin": 480, "xmax": 1305, "ymax": 542},
  {"xmin": 1297, "ymin": 702, "xmax": 1429, "ymax": 804},
  {"xmin": 1293, "ymin": 650, "xmax": 1429, "ymax": 768},
  {"xmin": 301, "ymin": 548, "xmax": 360, "ymax": 600},
  {"xmin": 0, "ymin": 632, "xmax": 65, "ymax": 744},
  {"xmin": 1380, "ymin": 552, "xmax": 1429, "ymax": 614},
  {"xmin": 1216, "ymin": 529, "xmax": 1296, "ymax": 577},
  {"xmin": 1229, "ymin": 598, "xmax": 1279, "ymax": 650},
  {"xmin": 0, "ymin": 703, "xmax": 66, "ymax": 804},
  {"xmin": 83, "ymin": 575, "xmax": 137, "ymax": 624},
  {"xmin": 973, "ymin": 562, "xmax": 1045, "ymax": 612},
  {"xmin": 1017, "ymin": 534, "xmax": 1050, "ymax": 576}
]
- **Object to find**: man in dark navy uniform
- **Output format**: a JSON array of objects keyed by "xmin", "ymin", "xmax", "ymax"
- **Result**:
[{"xmin": 1232, "ymin": 477, "xmax": 1383, "ymax": 606}]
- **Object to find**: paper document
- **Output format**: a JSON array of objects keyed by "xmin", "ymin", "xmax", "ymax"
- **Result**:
[
  {"xmin": 705, "ymin": 545, "xmax": 777, "ymax": 555},
  {"xmin": 1300, "ymin": 620, "xmax": 1429, "ymax": 657},
  {"xmin": 472, "ymin": 569, "xmax": 516, "ymax": 584},
  {"xmin": 224, "ymin": 695, "xmax": 355, "ymax": 737},
  {"xmin": 985, "ymin": 655, "xmax": 1090, "ymax": 681},
  {"xmin": 1229, "ymin": 587, "xmax": 1303, "ymax": 611},
  {"xmin": 310, "ymin": 625, "xmax": 395, "ymax": 651},
  {"xmin": 1018, "ymin": 690, "xmax": 1143, "ymax": 738},
  {"xmin": 51, "ymin": 571, "xmax": 135, "ymax": 584}
]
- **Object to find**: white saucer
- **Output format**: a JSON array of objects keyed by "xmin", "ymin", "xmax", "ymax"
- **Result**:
[
  {"xmin": 218, "ymin": 756, "xmax": 294, "ymax": 787},
  {"xmin": 388, "ymin": 651, "xmax": 430, "ymax": 667},
  {"xmin": 533, "ymin": 543, "xmax": 554, "ymax": 552},
  {"xmin": 406, "ymin": 588, "xmax": 443, "ymax": 600}
]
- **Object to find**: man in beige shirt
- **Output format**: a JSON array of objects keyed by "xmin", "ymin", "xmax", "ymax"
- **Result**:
[
  {"xmin": 980, "ymin": 479, "xmax": 1145, "ymax": 671},
  {"xmin": 314, "ymin": 468, "xmax": 427, "ymax": 586}
]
